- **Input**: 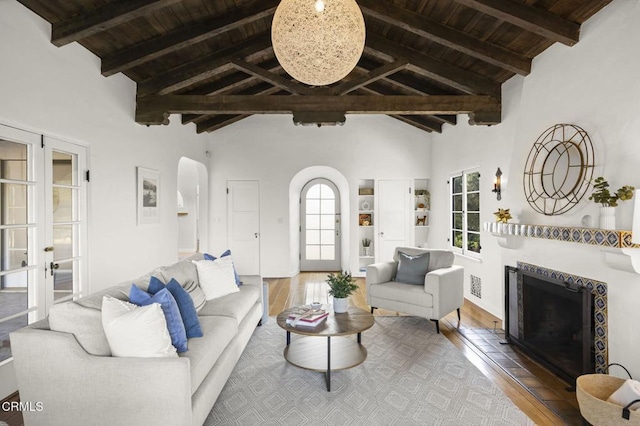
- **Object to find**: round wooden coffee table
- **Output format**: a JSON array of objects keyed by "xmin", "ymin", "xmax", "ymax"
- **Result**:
[{"xmin": 276, "ymin": 306, "xmax": 375, "ymax": 391}]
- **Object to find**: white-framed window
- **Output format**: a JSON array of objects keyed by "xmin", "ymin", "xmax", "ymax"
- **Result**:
[{"xmin": 450, "ymin": 169, "xmax": 481, "ymax": 258}]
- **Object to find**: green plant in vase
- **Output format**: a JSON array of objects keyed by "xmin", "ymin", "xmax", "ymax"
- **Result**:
[
  {"xmin": 588, "ymin": 177, "xmax": 634, "ymax": 230},
  {"xmin": 326, "ymin": 271, "xmax": 358, "ymax": 313}
]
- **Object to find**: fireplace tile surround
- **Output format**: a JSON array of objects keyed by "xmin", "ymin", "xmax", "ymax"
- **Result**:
[
  {"xmin": 487, "ymin": 222, "xmax": 638, "ymax": 249},
  {"xmin": 516, "ymin": 262, "xmax": 608, "ymax": 374}
]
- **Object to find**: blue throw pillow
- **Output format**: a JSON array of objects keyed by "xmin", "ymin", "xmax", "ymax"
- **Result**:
[
  {"xmin": 129, "ymin": 284, "xmax": 188, "ymax": 353},
  {"xmin": 204, "ymin": 250, "xmax": 242, "ymax": 286},
  {"xmin": 148, "ymin": 276, "xmax": 203, "ymax": 339}
]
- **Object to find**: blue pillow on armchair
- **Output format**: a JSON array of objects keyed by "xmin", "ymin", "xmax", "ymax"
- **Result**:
[
  {"xmin": 204, "ymin": 250, "xmax": 242, "ymax": 286},
  {"xmin": 129, "ymin": 284, "xmax": 188, "ymax": 353},
  {"xmin": 148, "ymin": 277, "xmax": 203, "ymax": 339}
]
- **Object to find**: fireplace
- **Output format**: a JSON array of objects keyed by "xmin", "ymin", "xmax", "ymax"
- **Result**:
[{"xmin": 505, "ymin": 263, "xmax": 608, "ymax": 383}]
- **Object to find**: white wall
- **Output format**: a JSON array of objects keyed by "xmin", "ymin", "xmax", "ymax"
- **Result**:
[
  {"xmin": 207, "ymin": 114, "xmax": 430, "ymax": 277},
  {"xmin": 0, "ymin": 1, "xmax": 209, "ymax": 289},
  {"xmin": 429, "ymin": 0, "xmax": 640, "ymax": 377}
]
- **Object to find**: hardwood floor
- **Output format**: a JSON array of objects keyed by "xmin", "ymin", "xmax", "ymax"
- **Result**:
[{"xmin": 267, "ymin": 273, "xmax": 574, "ymax": 425}]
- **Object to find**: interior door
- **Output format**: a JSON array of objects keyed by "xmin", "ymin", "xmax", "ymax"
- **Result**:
[
  {"xmin": 227, "ymin": 180, "xmax": 260, "ymax": 275},
  {"xmin": 377, "ymin": 179, "xmax": 412, "ymax": 261},
  {"xmin": 43, "ymin": 137, "xmax": 88, "ymax": 306},
  {"xmin": 300, "ymin": 179, "xmax": 341, "ymax": 271}
]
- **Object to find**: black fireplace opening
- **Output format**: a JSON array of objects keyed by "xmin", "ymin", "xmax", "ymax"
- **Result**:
[{"xmin": 505, "ymin": 267, "xmax": 595, "ymax": 383}]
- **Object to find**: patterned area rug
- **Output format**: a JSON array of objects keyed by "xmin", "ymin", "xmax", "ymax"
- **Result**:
[{"xmin": 206, "ymin": 316, "xmax": 533, "ymax": 425}]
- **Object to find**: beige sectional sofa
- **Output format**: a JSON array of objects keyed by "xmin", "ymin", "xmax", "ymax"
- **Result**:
[{"xmin": 10, "ymin": 253, "xmax": 263, "ymax": 426}]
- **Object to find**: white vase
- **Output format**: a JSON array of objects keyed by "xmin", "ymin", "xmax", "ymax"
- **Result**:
[
  {"xmin": 599, "ymin": 206, "xmax": 616, "ymax": 230},
  {"xmin": 333, "ymin": 297, "xmax": 348, "ymax": 313},
  {"xmin": 363, "ymin": 246, "xmax": 371, "ymax": 256}
]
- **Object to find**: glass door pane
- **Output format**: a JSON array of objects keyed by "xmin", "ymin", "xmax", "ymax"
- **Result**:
[
  {"xmin": 300, "ymin": 179, "xmax": 341, "ymax": 271},
  {"xmin": 0, "ymin": 136, "xmax": 35, "ymax": 364},
  {"xmin": 45, "ymin": 141, "xmax": 86, "ymax": 305}
]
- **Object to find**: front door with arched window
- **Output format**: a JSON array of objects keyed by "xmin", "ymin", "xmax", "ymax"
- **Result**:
[{"xmin": 300, "ymin": 179, "xmax": 340, "ymax": 271}]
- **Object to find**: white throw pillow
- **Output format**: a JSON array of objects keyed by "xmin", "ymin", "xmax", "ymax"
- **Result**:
[
  {"xmin": 192, "ymin": 257, "xmax": 239, "ymax": 300},
  {"xmin": 101, "ymin": 296, "xmax": 177, "ymax": 358}
]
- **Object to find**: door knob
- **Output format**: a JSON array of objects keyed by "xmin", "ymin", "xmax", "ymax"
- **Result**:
[
  {"xmin": 50, "ymin": 262, "xmax": 59, "ymax": 276},
  {"xmin": 380, "ymin": 232, "xmax": 384, "ymax": 237},
  {"xmin": 254, "ymin": 233, "xmax": 259, "ymax": 238},
  {"xmin": 44, "ymin": 246, "xmax": 54, "ymax": 252}
]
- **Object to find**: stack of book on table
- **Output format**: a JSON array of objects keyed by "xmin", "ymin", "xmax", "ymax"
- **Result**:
[{"xmin": 286, "ymin": 305, "xmax": 329, "ymax": 327}]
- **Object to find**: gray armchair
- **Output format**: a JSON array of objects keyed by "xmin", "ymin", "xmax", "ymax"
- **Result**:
[{"xmin": 366, "ymin": 247, "xmax": 464, "ymax": 333}]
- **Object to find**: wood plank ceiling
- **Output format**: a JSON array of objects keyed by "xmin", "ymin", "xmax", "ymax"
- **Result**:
[{"xmin": 16, "ymin": 0, "xmax": 613, "ymax": 134}]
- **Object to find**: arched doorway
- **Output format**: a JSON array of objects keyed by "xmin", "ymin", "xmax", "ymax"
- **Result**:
[
  {"xmin": 288, "ymin": 166, "xmax": 350, "ymax": 275},
  {"xmin": 177, "ymin": 157, "xmax": 208, "ymax": 256},
  {"xmin": 300, "ymin": 178, "xmax": 341, "ymax": 271}
]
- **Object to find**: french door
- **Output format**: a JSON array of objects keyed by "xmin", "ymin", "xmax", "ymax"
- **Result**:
[
  {"xmin": 300, "ymin": 179, "xmax": 341, "ymax": 271},
  {"xmin": 0, "ymin": 125, "xmax": 87, "ymax": 399}
]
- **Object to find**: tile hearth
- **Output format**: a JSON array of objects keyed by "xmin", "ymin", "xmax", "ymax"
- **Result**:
[{"xmin": 455, "ymin": 324, "xmax": 583, "ymax": 425}]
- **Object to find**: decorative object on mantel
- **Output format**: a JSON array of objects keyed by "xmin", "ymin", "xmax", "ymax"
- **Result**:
[
  {"xmin": 271, "ymin": 0, "xmax": 366, "ymax": 86},
  {"xmin": 493, "ymin": 208, "xmax": 512, "ymax": 223},
  {"xmin": 326, "ymin": 271, "xmax": 358, "ymax": 313},
  {"xmin": 523, "ymin": 124, "xmax": 595, "ymax": 215},
  {"xmin": 588, "ymin": 177, "xmax": 635, "ymax": 230},
  {"xmin": 492, "ymin": 167, "xmax": 502, "ymax": 200},
  {"xmin": 362, "ymin": 238, "xmax": 371, "ymax": 256}
]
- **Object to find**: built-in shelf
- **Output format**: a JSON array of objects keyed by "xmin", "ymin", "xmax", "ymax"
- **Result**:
[{"xmin": 486, "ymin": 222, "xmax": 640, "ymax": 274}]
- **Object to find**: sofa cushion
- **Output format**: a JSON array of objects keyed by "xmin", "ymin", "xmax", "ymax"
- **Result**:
[
  {"xmin": 369, "ymin": 280, "xmax": 434, "ymax": 308},
  {"xmin": 101, "ymin": 296, "xmax": 177, "ymax": 358},
  {"xmin": 393, "ymin": 247, "xmax": 454, "ymax": 272},
  {"xmin": 148, "ymin": 277, "xmax": 203, "ymax": 339},
  {"xmin": 395, "ymin": 251, "xmax": 430, "ymax": 285},
  {"xmin": 204, "ymin": 250, "xmax": 242, "ymax": 286},
  {"xmin": 155, "ymin": 260, "xmax": 207, "ymax": 312},
  {"xmin": 193, "ymin": 257, "xmax": 239, "ymax": 300},
  {"xmin": 48, "ymin": 302, "xmax": 111, "ymax": 356},
  {"xmin": 129, "ymin": 285, "xmax": 188, "ymax": 353},
  {"xmin": 197, "ymin": 284, "xmax": 260, "ymax": 324},
  {"xmin": 180, "ymin": 315, "xmax": 238, "ymax": 394}
]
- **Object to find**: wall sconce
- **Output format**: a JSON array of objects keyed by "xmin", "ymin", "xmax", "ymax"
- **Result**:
[{"xmin": 492, "ymin": 168, "xmax": 502, "ymax": 200}]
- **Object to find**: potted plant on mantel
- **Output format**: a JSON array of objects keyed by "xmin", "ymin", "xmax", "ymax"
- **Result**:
[
  {"xmin": 588, "ymin": 177, "xmax": 634, "ymax": 230},
  {"xmin": 326, "ymin": 271, "xmax": 359, "ymax": 313}
]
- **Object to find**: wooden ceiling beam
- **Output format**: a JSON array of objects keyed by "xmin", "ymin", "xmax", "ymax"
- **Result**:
[
  {"xmin": 230, "ymin": 59, "xmax": 314, "ymax": 95},
  {"xmin": 136, "ymin": 94, "xmax": 501, "ymax": 125},
  {"xmin": 358, "ymin": 84, "xmax": 455, "ymax": 127},
  {"xmin": 359, "ymin": 0, "xmax": 531, "ymax": 75},
  {"xmin": 195, "ymin": 87, "xmax": 286, "ymax": 133},
  {"xmin": 453, "ymin": 0, "xmax": 580, "ymax": 46},
  {"xmin": 196, "ymin": 115, "xmax": 249, "ymax": 133},
  {"xmin": 331, "ymin": 60, "xmax": 409, "ymax": 95},
  {"xmin": 137, "ymin": 34, "xmax": 272, "ymax": 96},
  {"xmin": 101, "ymin": 0, "xmax": 279, "ymax": 76},
  {"xmin": 50, "ymin": 0, "xmax": 181, "ymax": 47},
  {"xmin": 187, "ymin": 83, "xmax": 281, "ymax": 124},
  {"xmin": 365, "ymin": 34, "xmax": 502, "ymax": 98},
  {"xmin": 391, "ymin": 115, "xmax": 438, "ymax": 133}
]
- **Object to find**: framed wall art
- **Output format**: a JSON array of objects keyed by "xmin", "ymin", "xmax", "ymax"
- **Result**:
[{"xmin": 137, "ymin": 167, "xmax": 160, "ymax": 225}]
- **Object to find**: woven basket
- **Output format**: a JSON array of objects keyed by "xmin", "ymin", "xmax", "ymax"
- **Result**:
[{"xmin": 577, "ymin": 374, "xmax": 640, "ymax": 425}]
